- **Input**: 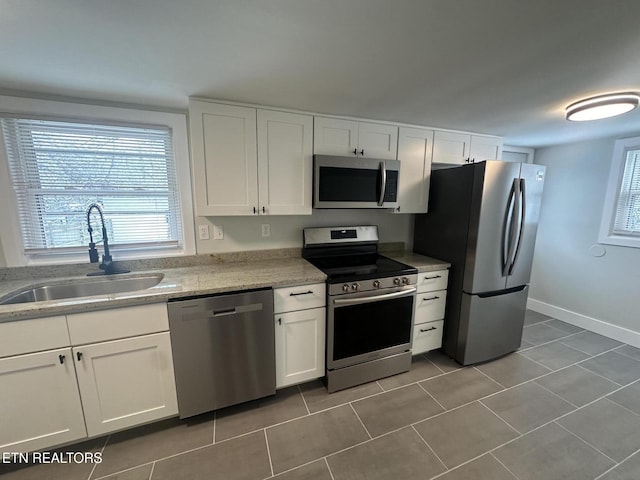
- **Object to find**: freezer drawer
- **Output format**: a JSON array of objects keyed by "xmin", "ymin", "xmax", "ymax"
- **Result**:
[{"xmin": 457, "ymin": 286, "xmax": 528, "ymax": 365}]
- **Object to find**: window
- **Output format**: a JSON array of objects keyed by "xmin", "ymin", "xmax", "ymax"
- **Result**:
[
  {"xmin": 599, "ymin": 136, "xmax": 640, "ymax": 248},
  {"xmin": 0, "ymin": 96, "xmax": 194, "ymax": 265}
]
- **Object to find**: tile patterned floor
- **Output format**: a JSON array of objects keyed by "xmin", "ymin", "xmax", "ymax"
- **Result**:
[{"xmin": 2, "ymin": 311, "xmax": 640, "ymax": 480}]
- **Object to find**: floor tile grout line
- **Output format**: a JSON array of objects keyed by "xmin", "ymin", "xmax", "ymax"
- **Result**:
[
  {"xmin": 593, "ymin": 446, "xmax": 640, "ymax": 480},
  {"xmin": 532, "ymin": 380, "xmax": 580, "ymax": 409},
  {"xmin": 297, "ymin": 384, "xmax": 311, "ymax": 416},
  {"xmin": 575, "ymin": 363, "xmax": 625, "ymax": 387},
  {"xmin": 518, "ymin": 329, "xmax": 584, "ymax": 352},
  {"xmin": 601, "ymin": 395, "xmax": 640, "ymax": 418},
  {"xmin": 557, "ymin": 339, "xmax": 623, "ymax": 357},
  {"xmin": 348, "ymin": 402, "xmax": 373, "ymax": 440},
  {"xmin": 612, "ymin": 345, "xmax": 640, "ymax": 362},
  {"xmin": 262, "ymin": 456, "xmax": 327, "ymax": 479},
  {"xmin": 324, "ymin": 457, "xmax": 337, "ymax": 480},
  {"xmin": 423, "ymin": 353, "xmax": 447, "ymax": 375},
  {"xmin": 417, "ymin": 381, "xmax": 447, "ymax": 411},
  {"xmin": 91, "ymin": 461, "xmax": 155, "ymax": 480},
  {"xmin": 553, "ymin": 421, "xmax": 619, "ymax": 464},
  {"xmin": 478, "ymin": 399, "xmax": 524, "ymax": 436},
  {"xmin": 147, "ymin": 461, "xmax": 155, "ymax": 480},
  {"xmin": 263, "ymin": 429, "xmax": 274, "ymax": 478},
  {"xmin": 410, "ymin": 424, "xmax": 449, "ymax": 472},
  {"xmin": 87, "ymin": 434, "xmax": 110, "ymax": 480},
  {"xmin": 519, "ymin": 340, "xmax": 593, "ymax": 368},
  {"xmin": 490, "ymin": 452, "xmax": 525, "ymax": 480},
  {"xmin": 472, "ymin": 365, "xmax": 508, "ymax": 389},
  {"xmin": 212, "ymin": 409, "xmax": 216, "ymax": 444}
]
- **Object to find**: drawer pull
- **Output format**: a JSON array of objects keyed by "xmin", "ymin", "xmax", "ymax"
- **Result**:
[
  {"xmin": 420, "ymin": 326, "xmax": 437, "ymax": 333},
  {"xmin": 58, "ymin": 354, "xmax": 65, "ymax": 364},
  {"xmin": 424, "ymin": 275, "xmax": 442, "ymax": 280},
  {"xmin": 290, "ymin": 290, "xmax": 313, "ymax": 296},
  {"xmin": 76, "ymin": 351, "xmax": 83, "ymax": 361},
  {"xmin": 423, "ymin": 296, "xmax": 440, "ymax": 301}
]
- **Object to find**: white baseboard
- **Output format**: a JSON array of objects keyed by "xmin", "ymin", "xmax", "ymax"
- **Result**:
[{"xmin": 527, "ymin": 298, "xmax": 640, "ymax": 349}]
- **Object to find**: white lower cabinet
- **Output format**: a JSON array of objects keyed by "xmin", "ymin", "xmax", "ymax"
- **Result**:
[
  {"xmin": 0, "ymin": 348, "xmax": 86, "ymax": 454},
  {"xmin": 273, "ymin": 283, "xmax": 326, "ymax": 388},
  {"xmin": 412, "ymin": 269, "xmax": 449, "ymax": 355},
  {"xmin": 74, "ymin": 332, "xmax": 178, "ymax": 436},
  {"xmin": 0, "ymin": 303, "xmax": 178, "ymax": 453}
]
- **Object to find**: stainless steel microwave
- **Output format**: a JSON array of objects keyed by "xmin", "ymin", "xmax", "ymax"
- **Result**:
[{"xmin": 313, "ymin": 155, "xmax": 400, "ymax": 209}]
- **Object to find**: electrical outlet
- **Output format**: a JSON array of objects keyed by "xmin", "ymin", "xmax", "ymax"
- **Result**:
[
  {"xmin": 213, "ymin": 224, "xmax": 224, "ymax": 240},
  {"xmin": 261, "ymin": 224, "xmax": 270, "ymax": 237},
  {"xmin": 198, "ymin": 224, "xmax": 210, "ymax": 240}
]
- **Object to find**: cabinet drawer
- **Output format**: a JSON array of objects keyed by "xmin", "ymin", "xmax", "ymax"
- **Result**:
[
  {"xmin": 414, "ymin": 290, "xmax": 447, "ymax": 323},
  {"xmin": 412, "ymin": 320, "xmax": 444, "ymax": 355},
  {"xmin": 67, "ymin": 303, "xmax": 169, "ymax": 345},
  {"xmin": 274, "ymin": 283, "xmax": 326, "ymax": 314},
  {"xmin": 416, "ymin": 270, "xmax": 449, "ymax": 293},
  {"xmin": 0, "ymin": 316, "xmax": 70, "ymax": 358}
]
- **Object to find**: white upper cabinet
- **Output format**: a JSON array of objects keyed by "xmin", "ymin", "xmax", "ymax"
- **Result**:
[
  {"xmin": 433, "ymin": 131, "xmax": 502, "ymax": 165},
  {"xmin": 314, "ymin": 116, "xmax": 398, "ymax": 160},
  {"xmin": 469, "ymin": 135, "xmax": 503, "ymax": 162},
  {"xmin": 190, "ymin": 101, "xmax": 258, "ymax": 216},
  {"xmin": 189, "ymin": 99, "xmax": 313, "ymax": 216},
  {"xmin": 257, "ymin": 110, "xmax": 313, "ymax": 215},
  {"xmin": 395, "ymin": 127, "xmax": 434, "ymax": 214}
]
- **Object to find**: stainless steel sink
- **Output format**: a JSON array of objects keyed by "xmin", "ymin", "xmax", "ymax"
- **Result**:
[{"xmin": 0, "ymin": 273, "xmax": 165, "ymax": 305}]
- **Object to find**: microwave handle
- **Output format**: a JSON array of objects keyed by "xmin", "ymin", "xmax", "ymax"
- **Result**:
[{"xmin": 378, "ymin": 161, "xmax": 386, "ymax": 206}]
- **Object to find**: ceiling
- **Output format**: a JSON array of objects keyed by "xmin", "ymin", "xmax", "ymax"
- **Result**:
[{"xmin": 1, "ymin": 0, "xmax": 640, "ymax": 148}]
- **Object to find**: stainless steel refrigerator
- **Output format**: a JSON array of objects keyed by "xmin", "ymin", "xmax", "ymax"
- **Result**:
[{"xmin": 413, "ymin": 161, "xmax": 546, "ymax": 365}]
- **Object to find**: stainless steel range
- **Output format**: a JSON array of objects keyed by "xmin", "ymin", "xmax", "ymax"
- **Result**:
[{"xmin": 302, "ymin": 226, "xmax": 417, "ymax": 393}]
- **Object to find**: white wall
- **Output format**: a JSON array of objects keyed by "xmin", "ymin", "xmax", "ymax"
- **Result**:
[
  {"xmin": 0, "ymin": 237, "xmax": 5, "ymax": 267},
  {"xmin": 195, "ymin": 210, "xmax": 413, "ymax": 253},
  {"xmin": 529, "ymin": 136, "xmax": 640, "ymax": 342}
]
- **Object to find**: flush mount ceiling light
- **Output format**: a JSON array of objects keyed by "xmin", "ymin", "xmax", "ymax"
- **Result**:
[{"xmin": 566, "ymin": 92, "xmax": 640, "ymax": 121}]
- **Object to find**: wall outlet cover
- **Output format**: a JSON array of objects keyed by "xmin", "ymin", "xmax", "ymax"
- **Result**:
[
  {"xmin": 261, "ymin": 224, "xmax": 270, "ymax": 237},
  {"xmin": 198, "ymin": 224, "xmax": 210, "ymax": 240}
]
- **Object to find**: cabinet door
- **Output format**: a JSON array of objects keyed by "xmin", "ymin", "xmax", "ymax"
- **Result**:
[
  {"xmin": 469, "ymin": 135, "xmax": 503, "ymax": 162},
  {"xmin": 275, "ymin": 307, "xmax": 325, "ymax": 388},
  {"xmin": 396, "ymin": 127, "xmax": 434, "ymax": 213},
  {"xmin": 74, "ymin": 332, "xmax": 178, "ymax": 436},
  {"xmin": 433, "ymin": 131, "xmax": 470, "ymax": 165},
  {"xmin": 257, "ymin": 110, "xmax": 313, "ymax": 215},
  {"xmin": 0, "ymin": 348, "xmax": 86, "ymax": 454},
  {"xmin": 313, "ymin": 117, "xmax": 358, "ymax": 156},
  {"xmin": 357, "ymin": 122, "xmax": 398, "ymax": 160},
  {"xmin": 189, "ymin": 100, "xmax": 258, "ymax": 215}
]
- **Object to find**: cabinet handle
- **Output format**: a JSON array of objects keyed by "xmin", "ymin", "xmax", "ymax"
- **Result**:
[
  {"xmin": 359, "ymin": 149, "xmax": 364, "ymax": 156},
  {"xmin": 396, "ymin": 206, "xmax": 401, "ymax": 212},
  {"xmin": 352, "ymin": 148, "xmax": 358, "ymax": 156},
  {"xmin": 423, "ymin": 296, "xmax": 440, "ymax": 301},
  {"xmin": 420, "ymin": 326, "xmax": 437, "ymax": 333},
  {"xmin": 278, "ymin": 318, "xmax": 282, "ymax": 325},
  {"xmin": 289, "ymin": 290, "xmax": 313, "ymax": 296},
  {"xmin": 253, "ymin": 206, "xmax": 256, "ymax": 214},
  {"xmin": 262, "ymin": 206, "xmax": 266, "ymax": 214},
  {"xmin": 76, "ymin": 352, "xmax": 83, "ymax": 361},
  {"xmin": 58, "ymin": 354, "xmax": 65, "ymax": 364},
  {"xmin": 465, "ymin": 157, "xmax": 470, "ymax": 163},
  {"xmin": 424, "ymin": 275, "xmax": 442, "ymax": 280}
]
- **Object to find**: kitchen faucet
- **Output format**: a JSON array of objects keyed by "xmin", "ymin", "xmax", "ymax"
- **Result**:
[{"xmin": 86, "ymin": 203, "xmax": 130, "ymax": 276}]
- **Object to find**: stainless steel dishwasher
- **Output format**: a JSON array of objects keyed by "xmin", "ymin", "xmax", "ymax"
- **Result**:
[{"xmin": 167, "ymin": 288, "xmax": 275, "ymax": 418}]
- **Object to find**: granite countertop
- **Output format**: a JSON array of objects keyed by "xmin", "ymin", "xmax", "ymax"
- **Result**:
[
  {"xmin": 384, "ymin": 251, "xmax": 451, "ymax": 272},
  {"xmin": 0, "ymin": 257, "xmax": 326, "ymax": 322},
  {"xmin": 0, "ymin": 249, "xmax": 449, "ymax": 323}
]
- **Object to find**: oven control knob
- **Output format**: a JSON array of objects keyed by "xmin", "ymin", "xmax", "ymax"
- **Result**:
[
  {"xmin": 342, "ymin": 283, "xmax": 350, "ymax": 292},
  {"xmin": 351, "ymin": 283, "xmax": 360, "ymax": 291},
  {"xmin": 372, "ymin": 280, "xmax": 381, "ymax": 288},
  {"xmin": 402, "ymin": 277, "xmax": 409, "ymax": 285},
  {"xmin": 393, "ymin": 277, "xmax": 401, "ymax": 285}
]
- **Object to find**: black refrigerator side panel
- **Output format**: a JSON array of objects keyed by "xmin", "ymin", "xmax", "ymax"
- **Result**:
[{"xmin": 413, "ymin": 166, "xmax": 475, "ymax": 359}]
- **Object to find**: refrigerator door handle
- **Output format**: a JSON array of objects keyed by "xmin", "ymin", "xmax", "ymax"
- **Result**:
[
  {"xmin": 509, "ymin": 178, "xmax": 527, "ymax": 275},
  {"xmin": 502, "ymin": 178, "xmax": 519, "ymax": 276}
]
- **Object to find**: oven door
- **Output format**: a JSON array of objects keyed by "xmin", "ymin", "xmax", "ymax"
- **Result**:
[
  {"xmin": 314, "ymin": 155, "xmax": 400, "ymax": 209},
  {"xmin": 327, "ymin": 285, "xmax": 416, "ymax": 370}
]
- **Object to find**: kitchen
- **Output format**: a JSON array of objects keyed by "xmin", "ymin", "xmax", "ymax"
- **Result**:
[{"xmin": 1, "ymin": 1, "xmax": 640, "ymax": 479}]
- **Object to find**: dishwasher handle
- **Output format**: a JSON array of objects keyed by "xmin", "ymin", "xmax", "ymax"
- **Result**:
[{"xmin": 209, "ymin": 302, "xmax": 264, "ymax": 318}]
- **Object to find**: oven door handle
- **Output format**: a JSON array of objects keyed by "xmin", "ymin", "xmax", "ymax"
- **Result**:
[{"xmin": 333, "ymin": 287, "xmax": 417, "ymax": 307}]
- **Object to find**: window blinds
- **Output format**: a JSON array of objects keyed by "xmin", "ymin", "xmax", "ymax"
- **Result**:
[
  {"xmin": 613, "ymin": 148, "xmax": 640, "ymax": 236},
  {"xmin": 1, "ymin": 117, "xmax": 183, "ymax": 254}
]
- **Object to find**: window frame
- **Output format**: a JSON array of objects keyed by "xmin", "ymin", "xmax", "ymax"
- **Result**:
[
  {"xmin": 0, "ymin": 95, "xmax": 195, "ymax": 267},
  {"xmin": 598, "ymin": 135, "xmax": 640, "ymax": 248}
]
